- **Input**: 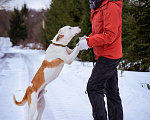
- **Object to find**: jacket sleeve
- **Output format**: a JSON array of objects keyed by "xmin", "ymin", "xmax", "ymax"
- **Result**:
[
  {"xmin": 87, "ymin": 3, "xmax": 121, "ymax": 47},
  {"xmin": 88, "ymin": 33, "xmax": 93, "ymax": 37}
]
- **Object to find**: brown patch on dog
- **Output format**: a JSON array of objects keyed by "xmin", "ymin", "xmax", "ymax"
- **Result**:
[
  {"xmin": 56, "ymin": 34, "xmax": 64, "ymax": 41},
  {"xmin": 58, "ymin": 29, "xmax": 61, "ymax": 33},
  {"xmin": 27, "ymin": 86, "xmax": 34, "ymax": 107},
  {"xmin": 31, "ymin": 58, "xmax": 64, "ymax": 92},
  {"xmin": 13, "ymin": 58, "xmax": 64, "ymax": 107}
]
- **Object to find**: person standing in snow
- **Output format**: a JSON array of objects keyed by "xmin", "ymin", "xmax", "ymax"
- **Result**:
[{"xmin": 78, "ymin": 0, "xmax": 123, "ymax": 120}]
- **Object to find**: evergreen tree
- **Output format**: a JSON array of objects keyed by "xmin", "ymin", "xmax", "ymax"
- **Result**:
[
  {"xmin": 41, "ymin": 0, "xmax": 93, "ymax": 61},
  {"xmin": 8, "ymin": 8, "xmax": 27, "ymax": 46},
  {"xmin": 132, "ymin": 0, "xmax": 150, "ymax": 71},
  {"xmin": 79, "ymin": 0, "xmax": 93, "ymax": 62},
  {"xmin": 121, "ymin": 0, "xmax": 150, "ymax": 71},
  {"xmin": 21, "ymin": 4, "xmax": 28, "ymax": 18},
  {"xmin": 41, "ymin": 0, "xmax": 88, "ymax": 49},
  {"xmin": 121, "ymin": 0, "xmax": 137, "ymax": 71}
]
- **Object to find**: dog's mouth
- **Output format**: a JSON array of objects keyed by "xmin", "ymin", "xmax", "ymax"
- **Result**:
[
  {"xmin": 74, "ymin": 30, "xmax": 81, "ymax": 36},
  {"xmin": 75, "ymin": 33, "xmax": 79, "ymax": 36}
]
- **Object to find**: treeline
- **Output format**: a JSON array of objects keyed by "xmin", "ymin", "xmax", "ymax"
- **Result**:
[
  {"xmin": 0, "ymin": 6, "xmax": 45, "ymax": 45},
  {"xmin": 41, "ymin": 0, "xmax": 150, "ymax": 72}
]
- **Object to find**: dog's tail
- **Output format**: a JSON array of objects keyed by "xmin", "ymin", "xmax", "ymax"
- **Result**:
[
  {"xmin": 13, "ymin": 86, "xmax": 34, "ymax": 106},
  {"xmin": 13, "ymin": 86, "xmax": 33, "ymax": 106},
  {"xmin": 13, "ymin": 91, "xmax": 27, "ymax": 106}
]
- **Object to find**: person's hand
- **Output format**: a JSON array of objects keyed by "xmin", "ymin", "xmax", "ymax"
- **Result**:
[
  {"xmin": 79, "ymin": 35, "xmax": 88, "ymax": 41},
  {"xmin": 77, "ymin": 39, "xmax": 89, "ymax": 51}
]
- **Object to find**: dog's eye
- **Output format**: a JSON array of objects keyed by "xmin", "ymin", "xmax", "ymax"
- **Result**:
[{"xmin": 69, "ymin": 27, "xmax": 71, "ymax": 30}]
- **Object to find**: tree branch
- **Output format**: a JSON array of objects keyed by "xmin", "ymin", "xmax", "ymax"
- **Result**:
[{"xmin": 0, "ymin": 0, "xmax": 12, "ymax": 8}]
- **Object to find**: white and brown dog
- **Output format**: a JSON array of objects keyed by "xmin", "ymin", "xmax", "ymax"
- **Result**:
[{"xmin": 13, "ymin": 26, "xmax": 82, "ymax": 120}]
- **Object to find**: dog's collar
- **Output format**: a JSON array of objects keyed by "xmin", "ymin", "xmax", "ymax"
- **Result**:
[{"xmin": 52, "ymin": 43, "xmax": 66, "ymax": 47}]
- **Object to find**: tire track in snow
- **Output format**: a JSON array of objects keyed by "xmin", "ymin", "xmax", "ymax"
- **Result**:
[
  {"xmin": 21, "ymin": 54, "xmax": 34, "ymax": 85},
  {"xmin": 0, "ymin": 52, "xmax": 35, "ymax": 120},
  {"xmin": 0, "ymin": 53, "xmax": 29, "ymax": 120},
  {"xmin": 0, "ymin": 53, "xmax": 20, "ymax": 90}
]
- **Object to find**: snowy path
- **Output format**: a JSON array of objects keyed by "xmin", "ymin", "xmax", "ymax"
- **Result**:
[
  {"xmin": 0, "ymin": 48, "xmax": 150, "ymax": 120},
  {"xmin": 0, "ymin": 49, "xmax": 45, "ymax": 120},
  {"xmin": 0, "ymin": 48, "xmax": 93, "ymax": 120},
  {"xmin": 0, "ymin": 52, "xmax": 29, "ymax": 120}
]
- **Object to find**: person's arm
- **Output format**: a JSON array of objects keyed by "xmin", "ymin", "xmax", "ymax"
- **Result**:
[
  {"xmin": 87, "ymin": 3, "xmax": 121, "ymax": 47},
  {"xmin": 88, "ymin": 33, "xmax": 93, "ymax": 37}
]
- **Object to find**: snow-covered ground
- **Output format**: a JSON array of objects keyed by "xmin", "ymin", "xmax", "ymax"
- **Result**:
[
  {"xmin": 0, "ymin": 40, "xmax": 150, "ymax": 120},
  {"xmin": 0, "ymin": 37, "xmax": 12, "ymax": 58}
]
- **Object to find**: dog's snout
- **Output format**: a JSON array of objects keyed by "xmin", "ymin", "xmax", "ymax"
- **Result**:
[{"xmin": 78, "ymin": 26, "xmax": 81, "ymax": 29}]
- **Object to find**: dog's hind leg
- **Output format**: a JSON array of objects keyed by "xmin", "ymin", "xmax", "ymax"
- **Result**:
[
  {"xmin": 36, "ymin": 89, "xmax": 47, "ymax": 120},
  {"xmin": 36, "ymin": 96, "xmax": 45, "ymax": 120},
  {"xmin": 28, "ymin": 92, "xmax": 38, "ymax": 120}
]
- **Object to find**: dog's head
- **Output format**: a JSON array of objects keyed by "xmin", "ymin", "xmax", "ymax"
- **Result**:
[{"xmin": 52, "ymin": 26, "xmax": 81, "ymax": 45}]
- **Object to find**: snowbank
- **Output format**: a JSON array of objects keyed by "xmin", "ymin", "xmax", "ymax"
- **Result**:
[{"xmin": 0, "ymin": 37, "xmax": 12, "ymax": 58}]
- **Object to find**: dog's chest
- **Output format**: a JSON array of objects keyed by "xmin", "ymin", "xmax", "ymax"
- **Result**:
[
  {"xmin": 42, "ymin": 58, "xmax": 64, "ymax": 84},
  {"xmin": 43, "ymin": 64, "xmax": 64, "ymax": 83}
]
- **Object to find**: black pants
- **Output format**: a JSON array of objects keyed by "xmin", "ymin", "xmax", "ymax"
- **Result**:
[{"xmin": 87, "ymin": 57, "xmax": 123, "ymax": 120}]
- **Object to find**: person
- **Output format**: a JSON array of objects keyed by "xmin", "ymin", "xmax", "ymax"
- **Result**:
[{"xmin": 78, "ymin": 0, "xmax": 123, "ymax": 120}]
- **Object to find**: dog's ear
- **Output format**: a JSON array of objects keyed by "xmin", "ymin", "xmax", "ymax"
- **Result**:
[
  {"xmin": 56, "ymin": 29, "xmax": 64, "ymax": 41},
  {"xmin": 56, "ymin": 34, "xmax": 64, "ymax": 41},
  {"xmin": 58, "ymin": 29, "xmax": 61, "ymax": 34}
]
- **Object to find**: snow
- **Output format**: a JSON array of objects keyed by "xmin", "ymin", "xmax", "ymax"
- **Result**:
[
  {"xmin": 0, "ymin": 38, "xmax": 150, "ymax": 120},
  {"xmin": 0, "ymin": 37, "xmax": 12, "ymax": 58},
  {"xmin": 25, "ymin": 43, "xmax": 43, "ymax": 49}
]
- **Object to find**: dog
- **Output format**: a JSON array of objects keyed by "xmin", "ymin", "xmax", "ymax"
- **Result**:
[{"xmin": 13, "ymin": 26, "xmax": 81, "ymax": 120}]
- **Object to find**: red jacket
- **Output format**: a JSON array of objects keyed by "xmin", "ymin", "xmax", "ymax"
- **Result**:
[{"xmin": 87, "ymin": 0, "xmax": 123, "ymax": 60}]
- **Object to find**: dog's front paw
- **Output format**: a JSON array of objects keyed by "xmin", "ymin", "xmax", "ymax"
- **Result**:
[
  {"xmin": 78, "ymin": 39, "xmax": 89, "ymax": 51},
  {"xmin": 79, "ymin": 35, "xmax": 88, "ymax": 40}
]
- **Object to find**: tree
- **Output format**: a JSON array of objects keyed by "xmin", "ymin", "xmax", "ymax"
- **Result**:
[
  {"xmin": 41, "ymin": 0, "xmax": 87, "ymax": 49},
  {"xmin": 21, "ymin": 4, "xmax": 29, "ymax": 18},
  {"xmin": 8, "ymin": 8, "xmax": 27, "ymax": 46},
  {"xmin": 121, "ymin": 0, "xmax": 150, "ymax": 71},
  {"xmin": 78, "ymin": 0, "xmax": 93, "ymax": 62},
  {"xmin": 41, "ymin": 0, "xmax": 94, "ymax": 61},
  {"xmin": 132, "ymin": 0, "xmax": 150, "ymax": 71}
]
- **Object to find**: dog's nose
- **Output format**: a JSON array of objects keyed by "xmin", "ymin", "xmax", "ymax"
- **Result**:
[{"xmin": 78, "ymin": 26, "xmax": 81, "ymax": 29}]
